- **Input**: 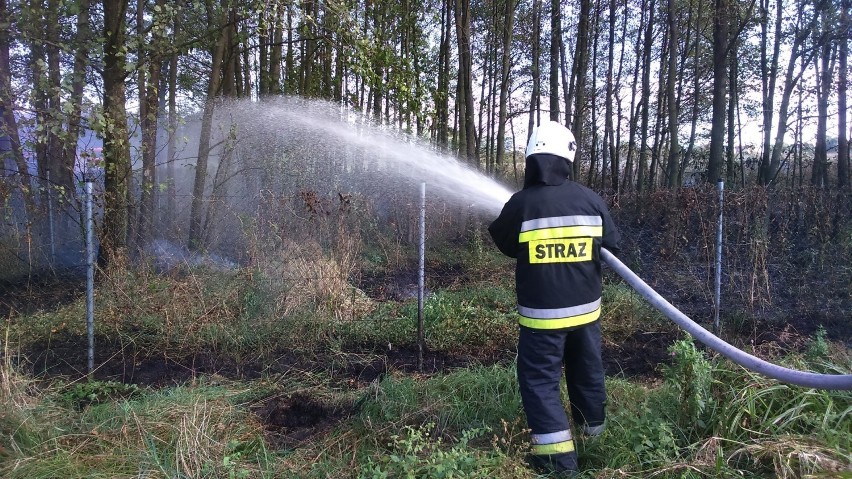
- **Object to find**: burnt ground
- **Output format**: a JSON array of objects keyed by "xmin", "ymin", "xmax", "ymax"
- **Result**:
[
  {"xmin": 23, "ymin": 328, "xmax": 684, "ymax": 389},
  {"xmin": 359, "ymin": 263, "xmax": 468, "ymax": 301},
  {"xmin": 13, "ymin": 264, "xmax": 834, "ymax": 388},
  {"xmin": 0, "ymin": 273, "xmax": 85, "ymax": 318},
  {"xmin": 250, "ymin": 392, "xmax": 354, "ymax": 449},
  {"xmin": 7, "ymin": 260, "xmax": 847, "ymax": 450},
  {"xmin": 19, "ymin": 330, "xmax": 683, "ymax": 451}
]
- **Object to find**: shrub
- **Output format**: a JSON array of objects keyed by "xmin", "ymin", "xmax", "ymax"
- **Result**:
[
  {"xmin": 59, "ymin": 380, "xmax": 142, "ymax": 409},
  {"xmin": 661, "ymin": 339, "xmax": 715, "ymax": 435}
]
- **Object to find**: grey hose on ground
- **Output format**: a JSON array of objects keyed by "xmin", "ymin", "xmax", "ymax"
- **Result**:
[{"xmin": 601, "ymin": 248, "xmax": 852, "ymax": 391}]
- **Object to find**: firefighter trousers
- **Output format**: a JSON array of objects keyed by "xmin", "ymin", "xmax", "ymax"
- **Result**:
[{"xmin": 517, "ymin": 321, "xmax": 606, "ymax": 472}]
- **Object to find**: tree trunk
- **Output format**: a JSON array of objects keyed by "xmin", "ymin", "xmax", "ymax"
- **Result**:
[
  {"xmin": 707, "ymin": 0, "xmax": 728, "ymax": 183},
  {"xmin": 285, "ymin": 3, "xmax": 295, "ymax": 94},
  {"xmin": 455, "ymin": 0, "xmax": 476, "ymax": 163},
  {"xmin": 271, "ymin": 3, "xmax": 283, "ymax": 95},
  {"xmin": 623, "ymin": 0, "xmax": 646, "ymax": 191},
  {"xmin": 477, "ymin": 15, "xmax": 492, "ymax": 163},
  {"xmin": 101, "ymin": 0, "xmax": 132, "ymax": 263},
  {"xmin": 371, "ymin": 2, "xmax": 384, "ymax": 120},
  {"xmin": 495, "ymin": 0, "xmax": 515, "ymax": 169},
  {"xmin": 767, "ymin": 1, "xmax": 821, "ymax": 184},
  {"xmin": 436, "ymin": 0, "xmax": 451, "ymax": 149},
  {"xmin": 44, "ymin": 0, "xmax": 66, "ymax": 192},
  {"xmin": 571, "ymin": 0, "xmax": 592, "ymax": 180},
  {"xmin": 166, "ymin": 8, "xmax": 178, "ymax": 232},
  {"xmin": 65, "ymin": 0, "xmax": 91, "ymax": 192},
  {"xmin": 605, "ymin": 0, "xmax": 617, "ymax": 191},
  {"xmin": 560, "ymin": 12, "xmax": 572, "ymax": 125},
  {"xmin": 812, "ymin": 9, "xmax": 836, "ymax": 188},
  {"xmin": 726, "ymin": 40, "xmax": 737, "ymax": 184},
  {"xmin": 549, "ymin": 0, "xmax": 560, "ymax": 122},
  {"xmin": 757, "ymin": 0, "xmax": 782, "ymax": 184},
  {"xmin": 588, "ymin": 5, "xmax": 599, "ymax": 187},
  {"xmin": 28, "ymin": 1, "xmax": 47, "ymax": 183},
  {"xmin": 683, "ymin": 0, "xmax": 702, "ymax": 175},
  {"xmin": 0, "ymin": 0, "xmax": 31, "ymax": 213},
  {"xmin": 222, "ymin": 10, "xmax": 237, "ymax": 97},
  {"xmin": 137, "ymin": 0, "xmax": 166, "ymax": 251},
  {"xmin": 637, "ymin": 0, "xmax": 656, "ymax": 191},
  {"xmin": 0, "ymin": 3, "xmax": 21, "ymax": 175},
  {"xmin": 650, "ymin": 32, "xmax": 668, "ymax": 190},
  {"xmin": 838, "ymin": 0, "xmax": 849, "ymax": 189},
  {"xmin": 528, "ymin": 0, "xmax": 542, "ymax": 144},
  {"xmin": 188, "ymin": 2, "xmax": 228, "ymax": 251},
  {"xmin": 261, "ymin": 9, "xmax": 271, "ymax": 96},
  {"xmin": 666, "ymin": 0, "xmax": 680, "ymax": 188}
]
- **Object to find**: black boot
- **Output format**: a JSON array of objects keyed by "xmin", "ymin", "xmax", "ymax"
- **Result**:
[{"xmin": 526, "ymin": 451, "xmax": 579, "ymax": 478}]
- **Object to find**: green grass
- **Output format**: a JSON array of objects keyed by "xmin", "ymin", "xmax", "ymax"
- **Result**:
[
  {"xmin": 358, "ymin": 364, "xmax": 523, "ymax": 433},
  {"xmin": 3, "ymin": 237, "xmax": 850, "ymax": 478},
  {"xmin": 339, "ymin": 283, "xmax": 518, "ymax": 353},
  {"xmin": 2, "ymin": 340, "xmax": 850, "ymax": 478}
]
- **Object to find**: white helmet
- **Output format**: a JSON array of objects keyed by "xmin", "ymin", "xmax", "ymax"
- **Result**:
[{"xmin": 525, "ymin": 121, "xmax": 577, "ymax": 162}]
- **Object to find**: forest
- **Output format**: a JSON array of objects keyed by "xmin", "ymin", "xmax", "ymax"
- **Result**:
[{"xmin": 0, "ymin": 0, "xmax": 849, "ymax": 260}]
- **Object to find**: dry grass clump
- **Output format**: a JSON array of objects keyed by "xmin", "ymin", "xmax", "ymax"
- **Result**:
[
  {"xmin": 1, "ymin": 329, "xmax": 27, "ymax": 406},
  {"xmin": 601, "ymin": 282, "xmax": 674, "ymax": 344},
  {"xmin": 253, "ymin": 235, "xmax": 375, "ymax": 321},
  {"xmin": 728, "ymin": 437, "xmax": 851, "ymax": 478},
  {"xmin": 2, "ymin": 381, "xmax": 270, "ymax": 479}
]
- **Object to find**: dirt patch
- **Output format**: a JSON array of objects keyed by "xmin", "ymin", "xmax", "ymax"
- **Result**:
[
  {"xmin": 0, "ymin": 274, "xmax": 85, "ymax": 318},
  {"xmin": 25, "ymin": 333, "xmax": 271, "ymax": 386},
  {"xmin": 330, "ymin": 355, "xmax": 387, "ymax": 386},
  {"xmin": 602, "ymin": 330, "xmax": 682, "ymax": 379},
  {"xmin": 25, "ymin": 328, "xmax": 680, "ymax": 390},
  {"xmin": 359, "ymin": 263, "xmax": 466, "ymax": 301},
  {"xmin": 23, "ymin": 334, "xmax": 511, "ymax": 388},
  {"xmin": 386, "ymin": 346, "xmax": 505, "ymax": 373},
  {"xmin": 251, "ymin": 393, "xmax": 352, "ymax": 449}
]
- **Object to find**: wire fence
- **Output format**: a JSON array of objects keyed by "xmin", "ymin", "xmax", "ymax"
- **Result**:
[
  {"xmin": 0, "ymin": 172, "xmax": 495, "ymax": 346},
  {"xmin": 608, "ymin": 185, "xmax": 851, "ymax": 341},
  {"xmin": 2, "ymin": 170, "xmax": 851, "ymax": 368}
]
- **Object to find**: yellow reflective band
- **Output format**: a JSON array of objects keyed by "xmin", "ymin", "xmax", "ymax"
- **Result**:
[
  {"xmin": 519, "ymin": 225, "xmax": 602, "ymax": 243},
  {"xmin": 518, "ymin": 308, "xmax": 600, "ymax": 330},
  {"xmin": 532, "ymin": 440, "xmax": 575, "ymax": 455},
  {"xmin": 529, "ymin": 237, "xmax": 593, "ymax": 264}
]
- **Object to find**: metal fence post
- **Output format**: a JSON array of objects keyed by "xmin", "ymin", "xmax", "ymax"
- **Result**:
[
  {"xmin": 85, "ymin": 177, "xmax": 95, "ymax": 378},
  {"xmin": 714, "ymin": 179, "xmax": 724, "ymax": 335},
  {"xmin": 417, "ymin": 182, "xmax": 426, "ymax": 372},
  {"xmin": 47, "ymin": 170, "xmax": 55, "ymax": 266}
]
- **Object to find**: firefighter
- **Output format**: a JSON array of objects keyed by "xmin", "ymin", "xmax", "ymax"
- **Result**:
[{"xmin": 488, "ymin": 121, "xmax": 621, "ymax": 476}]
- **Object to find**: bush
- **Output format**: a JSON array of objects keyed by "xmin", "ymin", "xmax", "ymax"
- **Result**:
[
  {"xmin": 59, "ymin": 380, "xmax": 142, "ymax": 409},
  {"xmin": 661, "ymin": 339, "xmax": 715, "ymax": 436}
]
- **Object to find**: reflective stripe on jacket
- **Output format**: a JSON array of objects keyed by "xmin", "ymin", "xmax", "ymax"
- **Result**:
[{"xmin": 488, "ymin": 154, "xmax": 620, "ymax": 331}]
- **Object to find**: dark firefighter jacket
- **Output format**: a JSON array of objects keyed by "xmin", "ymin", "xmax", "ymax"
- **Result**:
[{"xmin": 488, "ymin": 153, "xmax": 621, "ymax": 330}]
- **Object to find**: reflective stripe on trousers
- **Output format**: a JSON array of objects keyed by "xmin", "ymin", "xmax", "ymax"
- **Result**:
[{"xmin": 531, "ymin": 429, "xmax": 575, "ymax": 455}]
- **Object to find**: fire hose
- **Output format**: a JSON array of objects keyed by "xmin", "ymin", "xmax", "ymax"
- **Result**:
[{"xmin": 601, "ymin": 248, "xmax": 852, "ymax": 391}]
